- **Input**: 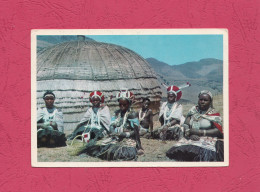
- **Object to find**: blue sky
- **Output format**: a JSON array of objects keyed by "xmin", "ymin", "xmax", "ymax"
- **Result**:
[{"xmin": 88, "ymin": 35, "xmax": 223, "ymax": 65}]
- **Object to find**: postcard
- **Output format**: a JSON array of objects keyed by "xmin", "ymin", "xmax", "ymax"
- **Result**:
[{"xmin": 31, "ymin": 29, "xmax": 228, "ymax": 167}]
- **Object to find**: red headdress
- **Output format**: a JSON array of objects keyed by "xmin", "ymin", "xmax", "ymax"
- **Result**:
[
  {"xmin": 167, "ymin": 82, "xmax": 191, "ymax": 101},
  {"xmin": 167, "ymin": 85, "xmax": 182, "ymax": 101},
  {"xmin": 89, "ymin": 91, "xmax": 105, "ymax": 103},
  {"xmin": 116, "ymin": 89, "xmax": 134, "ymax": 104}
]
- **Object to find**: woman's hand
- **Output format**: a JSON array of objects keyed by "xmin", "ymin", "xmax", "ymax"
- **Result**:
[
  {"xmin": 190, "ymin": 135, "xmax": 200, "ymax": 141},
  {"xmin": 50, "ymin": 121, "xmax": 58, "ymax": 130}
]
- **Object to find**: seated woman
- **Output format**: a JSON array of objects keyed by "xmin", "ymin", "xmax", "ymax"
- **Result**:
[
  {"xmin": 68, "ymin": 91, "xmax": 111, "ymax": 142},
  {"xmin": 166, "ymin": 90, "xmax": 224, "ymax": 161},
  {"xmin": 138, "ymin": 98, "xmax": 153, "ymax": 137},
  {"xmin": 80, "ymin": 89, "xmax": 144, "ymax": 161},
  {"xmin": 37, "ymin": 91, "xmax": 66, "ymax": 147},
  {"xmin": 153, "ymin": 85, "xmax": 185, "ymax": 140}
]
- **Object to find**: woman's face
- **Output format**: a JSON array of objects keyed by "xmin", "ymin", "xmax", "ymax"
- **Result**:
[
  {"xmin": 142, "ymin": 100, "xmax": 150, "ymax": 110},
  {"xmin": 119, "ymin": 99, "xmax": 130, "ymax": 112},
  {"xmin": 167, "ymin": 93, "xmax": 176, "ymax": 103},
  {"xmin": 91, "ymin": 96, "xmax": 101, "ymax": 107},
  {"xmin": 44, "ymin": 96, "xmax": 55, "ymax": 109},
  {"xmin": 198, "ymin": 93, "xmax": 211, "ymax": 111}
]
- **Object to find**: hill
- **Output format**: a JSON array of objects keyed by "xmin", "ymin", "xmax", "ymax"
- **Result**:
[
  {"xmin": 146, "ymin": 57, "xmax": 223, "ymax": 103},
  {"xmin": 172, "ymin": 58, "xmax": 223, "ymax": 82}
]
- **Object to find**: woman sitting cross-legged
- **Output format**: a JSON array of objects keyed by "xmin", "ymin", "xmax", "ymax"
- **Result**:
[
  {"xmin": 166, "ymin": 90, "xmax": 224, "ymax": 161},
  {"xmin": 37, "ymin": 91, "xmax": 66, "ymax": 148},
  {"xmin": 153, "ymin": 85, "xmax": 185, "ymax": 141},
  {"xmin": 68, "ymin": 91, "xmax": 111, "ymax": 143},
  {"xmin": 80, "ymin": 89, "xmax": 144, "ymax": 161}
]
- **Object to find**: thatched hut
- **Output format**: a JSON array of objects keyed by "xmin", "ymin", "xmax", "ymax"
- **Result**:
[{"xmin": 37, "ymin": 36, "xmax": 162, "ymax": 132}]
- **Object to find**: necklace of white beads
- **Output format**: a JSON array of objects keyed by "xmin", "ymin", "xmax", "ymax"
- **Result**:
[
  {"xmin": 163, "ymin": 102, "xmax": 177, "ymax": 121},
  {"xmin": 139, "ymin": 109, "xmax": 148, "ymax": 121},
  {"xmin": 114, "ymin": 111, "xmax": 129, "ymax": 130}
]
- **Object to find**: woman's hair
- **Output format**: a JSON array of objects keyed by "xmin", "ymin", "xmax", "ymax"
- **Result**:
[
  {"xmin": 119, "ymin": 98, "xmax": 131, "ymax": 105},
  {"xmin": 43, "ymin": 90, "xmax": 55, "ymax": 99},
  {"xmin": 198, "ymin": 90, "xmax": 213, "ymax": 108},
  {"xmin": 142, "ymin": 97, "xmax": 151, "ymax": 103}
]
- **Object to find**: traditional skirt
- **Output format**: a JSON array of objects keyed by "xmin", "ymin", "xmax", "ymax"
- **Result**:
[
  {"xmin": 37, "ymin": 126, "xmax": 66, "ymax": 148},
  {"xmin": 82, "ymin": 137, "xmax": 138, "ymax": 161},
  {"xmin": 68, "ymin": 125, "xmax": 106, "ymax": 141},
  {"xmin": 166, "ymin": 137, "xmax": 224, "ymax": 161},
  {"xmin": 152, "ymin": 125, "xmax": 183, "ymax": 141}
]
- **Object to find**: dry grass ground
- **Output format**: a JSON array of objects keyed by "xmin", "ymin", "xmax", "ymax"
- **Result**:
[
  {"xmin": 37, "ymin": 94, "xmax": 223, "ymax": 163},
  {"xmin": 37, "ymin": 137, "xmax": 178, "ymax": 162}
]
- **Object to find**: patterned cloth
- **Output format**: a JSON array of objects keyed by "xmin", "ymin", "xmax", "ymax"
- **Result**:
[
  {"xmin": 159, "ymin": 102, "xmax": 185, "ymax": 125},
  {"xmin": 155, "ymin": 102, "xmax": 184, "ymax": 140},
  {"xmin": 82, "ymin": 110, "xmax": 142, "ymax": 161},
  {"xmin": 37, "ymin": 106, "xmax": 66, "ymax": 147},
  {"xmin": 79, "ymin": 105, "xmax": 111, "ymax": 132},
  {"xmin": 110, "ymin": 110, "xmax": 139, "ymax": 133},
  {"xmin": 174, "ymin": 137, "xmax": 218, "ymax": 152},
  {"xmin": 187, "ymin": 106, "xmax": 223, "ymax": 133},
  {"xmin": 166, "ymin": 138, "xmax": 224, "ymax": 161},
  {"xmin": 83, "ymin": 136, "xmax": 138, "ymax": 161},
  {"xmin": 37, "ymin": 106, "xmax": 64, "ymax": 132},
  {"xmin": 166, "ymin": 106, "xmax": 224, "ymax": 161},
  {"xmin": 68, "ymin": 105, "xmax": 111, "ymax": 140}
]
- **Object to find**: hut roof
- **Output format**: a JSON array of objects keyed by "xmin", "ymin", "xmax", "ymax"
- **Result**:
[{"xmin": 37, "ymin": 40, "xmax": 157, "ymax": 81}]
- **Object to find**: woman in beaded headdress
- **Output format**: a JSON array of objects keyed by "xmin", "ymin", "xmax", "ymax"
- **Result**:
[
  {"xmin": 166, "ymin": 90, "xmax": 224, "ymax": 161},
  {"xmin": 37, "ymin": 91, "xmax": 66, "ymax": 147},
  {"xmin": 68, "ymin": 91, "xmax": 111, "ymax": 143},
  {"xmin": 79, "ymin": 89, "xmax": 144, "ymax": 161},
  {"xmin": 154, "ymin": 84, "xmax": 189, "ymax": 141}
]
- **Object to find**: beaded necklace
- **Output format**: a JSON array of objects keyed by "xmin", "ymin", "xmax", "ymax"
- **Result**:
[
  {"xmin": 139, "ymin": 109, "xmax": 148, "ymax": 121},
  {"xmin": 195, "ymin": 107, "xmax": 212, "ymax": 119},
  {"xmin": 90, "ymin": 107, "xmax": 101, "ymax": 127},
  {"xmin": 163, "ymin": 102, "xmax": 177, "ymax": 121},
  {"xmin": 114, "ymin": 111, "xmax": 129, "ymax": 130}
]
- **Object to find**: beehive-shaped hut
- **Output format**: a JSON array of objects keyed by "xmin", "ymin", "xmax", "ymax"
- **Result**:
[{"xmin": 37, "ymin": 36, "xmax": 162, "ymax": 132}]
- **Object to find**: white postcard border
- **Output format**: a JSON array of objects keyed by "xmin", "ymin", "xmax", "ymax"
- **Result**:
[{"xmin": 31, "ymin": 29, "xmax": 229, "ymax": 167}]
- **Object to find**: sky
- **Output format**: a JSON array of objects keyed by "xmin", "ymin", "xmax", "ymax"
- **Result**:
[{"xmin": 88, "ymin": 35, "xmax": 223, "ymax": 65}]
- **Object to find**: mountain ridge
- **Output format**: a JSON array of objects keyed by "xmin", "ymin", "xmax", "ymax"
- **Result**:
[{"xmin": 146, "ymin": 57, "xmax": 223, "ymax": 103}]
